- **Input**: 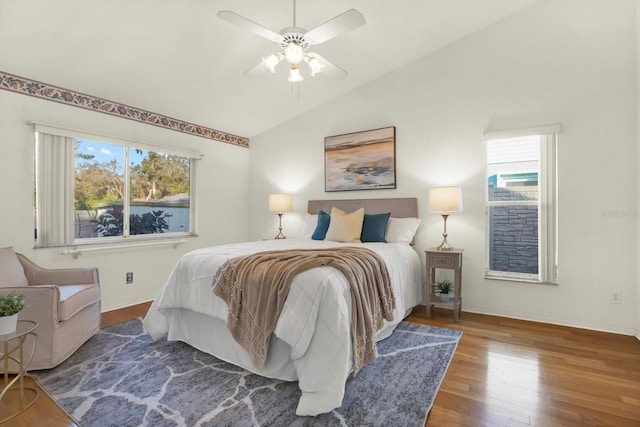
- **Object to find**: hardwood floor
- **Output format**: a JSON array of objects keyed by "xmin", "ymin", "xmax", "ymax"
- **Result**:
[
  {"xmin": 3, "ymin": 303, "xmax": 639, "ymax": 426},
  {"xmin": 405, "ymin": 308, "xmax": 640, "ymax": 427}
]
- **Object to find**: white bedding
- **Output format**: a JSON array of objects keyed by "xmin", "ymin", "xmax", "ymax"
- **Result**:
[{"xmin": 143, "ymin": 238, "xmax": 422, "ymax": 416}]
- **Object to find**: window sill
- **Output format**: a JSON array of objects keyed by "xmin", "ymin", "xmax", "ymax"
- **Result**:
[
  {"xmin": 47, "ymin": 235, "xmax": 197, "ymax": 258},
  {"xmin": 484, "ymin": 275, "xmax": 558, "ymax": 286},
  {"xmin": 35, "ymin": 233, "xmax": 198, "ymax": 249}
]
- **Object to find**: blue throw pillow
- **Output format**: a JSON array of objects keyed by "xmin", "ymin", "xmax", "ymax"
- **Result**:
[
  {"xmin": 311, "ymin": 210, "xmax": 331, "ymax": 240},
  {"xmin": 361, "ymin": 212, "xmax": 391, "ymax": 242}
]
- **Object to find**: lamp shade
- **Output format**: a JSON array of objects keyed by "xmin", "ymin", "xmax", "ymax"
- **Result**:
[
  {"xmin": 269, "ymin": 194, "xmax": 292, "ymax": 212},
  {"xmin": 263, "ymin": 53, "xmax": 281, "ymax": 73},
  {"xmin": 284, "ymin": 42, "xmax": 304, "ymax": 64},
  {"xmin": 429, "ymin": 187, "xmax": 463, "ymax": 213},
  {"xmin": 288, "ymin": 65, "xmax": 304, "ymax": 83}
]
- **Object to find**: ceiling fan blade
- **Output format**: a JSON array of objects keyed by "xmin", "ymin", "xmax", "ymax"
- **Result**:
[
  {"xmin": 243, "ymin": 60, "xmax": 270, "ymax": 77},
  {"xmin": 304, "ymin": 9, "xmax": 365, "ymax": 45},
  {"xmin": 217, "ymin": 10, "xmax": 284, "ymax": 44},
  {"xmin": 307, "ymin": 52, "xmax": 348, "ymax": 80}
]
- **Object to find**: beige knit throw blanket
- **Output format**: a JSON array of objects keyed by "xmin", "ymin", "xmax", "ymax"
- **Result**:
[{"xmin": 212, "ymin": 246, "xmax": 395, "ymax": 375}]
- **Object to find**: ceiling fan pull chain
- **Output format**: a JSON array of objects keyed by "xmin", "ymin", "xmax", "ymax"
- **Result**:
[{"xmin": 289, "ymin": 81, "xmax": 301, "ymax": 102}]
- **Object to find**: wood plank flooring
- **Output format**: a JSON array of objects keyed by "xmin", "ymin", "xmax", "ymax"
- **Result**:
[
  {"xmin": 2, "ymin": 302, "xmax": 639, "ymax": 426},
  {"xmin": 405, "ymin": 308, "xmax": 640, "ymax": 427}
]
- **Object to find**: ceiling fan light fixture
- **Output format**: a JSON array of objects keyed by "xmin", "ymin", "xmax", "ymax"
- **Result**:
[
  {"xmin": 263, "ymin": 53, "xmax": 282, "ymax": 73},
  {"xmin": 218, "ymin": 2, "xmax": 365, "ymax": 84},
  {"xmin": 306, "ymin": 56, "xmax": 323, "ymax": 76},
  {"xmin": 284, "ymin": 41, "xmax": 304, "ymax": 64},
  {"xmin": 288, "ymin": 64, "xmax": 304, "ymax": 83}
]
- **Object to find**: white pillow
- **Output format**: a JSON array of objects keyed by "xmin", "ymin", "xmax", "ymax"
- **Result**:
[
  {"xmin": 301, "ymin": 213, "xmax": 318, "ymax": 239},
  {"xmin": 0, "ymin": 246, "xmax": 28, "ymax": 287},
  {"xmin": 385, "ymin": 217, "xmax": 422, "ymax": 245},
  {"xmin": 325, "ymin": 207, "xmax": 365, "ymax": 243}
]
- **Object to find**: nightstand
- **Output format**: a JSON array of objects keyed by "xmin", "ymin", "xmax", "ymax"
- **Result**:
[
  {"xmin": 0, "ymin": 320, "xmax": 39, "ymax": 423},
  {"xmin": 425, "ymin": 248, "xmax": 463, "ymax": 321}
]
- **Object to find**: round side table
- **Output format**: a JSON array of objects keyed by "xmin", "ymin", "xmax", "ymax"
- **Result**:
[{"xmin": 0, "ymin": 320, "xmax": 39, "ymax": 423}]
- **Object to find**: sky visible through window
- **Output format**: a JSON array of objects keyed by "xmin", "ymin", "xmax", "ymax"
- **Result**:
[{"xmin": 76, "ymin": 139, "xmax": 144, "ymax": 170}]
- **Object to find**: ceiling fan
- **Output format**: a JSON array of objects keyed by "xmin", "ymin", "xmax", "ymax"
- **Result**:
[{"xmin": 217, "ymin": 0, "xmax": 365, "ymax": 83}]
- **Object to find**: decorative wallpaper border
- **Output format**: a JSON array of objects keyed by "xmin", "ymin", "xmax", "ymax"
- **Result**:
[{"xmin": 0, "ymin": 71, "xmax": 249, "ymax": 148}]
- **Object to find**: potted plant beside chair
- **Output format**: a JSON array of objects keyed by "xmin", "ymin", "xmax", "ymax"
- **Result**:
[
  {"xmin": 0, "ymin": 292, "xmax": 26, "ymax": 335},
  {"xmin": 435, "ymin": 279, "xmax": 454, "ymax": 303}
]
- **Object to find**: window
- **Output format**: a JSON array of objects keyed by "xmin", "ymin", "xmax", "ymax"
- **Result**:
[
  {"xmin": 34, "ymin": 125, "xmax": 200, "ymax": 247},
  {"xmin": 484, "ymin": 125, "xmax": 559, "ymax": 283}
]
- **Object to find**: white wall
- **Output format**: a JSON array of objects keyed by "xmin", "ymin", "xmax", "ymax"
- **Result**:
[
  {"xmin": 0, "ymin": 91, "xmax": 251, "ymax": 311},
  {"xmin": 250, "ymin": 0, "xmax": 639, "ymax": 335}
]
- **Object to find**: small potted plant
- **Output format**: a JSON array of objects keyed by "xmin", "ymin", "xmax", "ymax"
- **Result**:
[
  {"xmin": 0, "ymin": 292, "xmax": 26, "ymax": 335},
  {"xmin": 435, "ymin": 278, "xmax": 454, "ymax": 302}
]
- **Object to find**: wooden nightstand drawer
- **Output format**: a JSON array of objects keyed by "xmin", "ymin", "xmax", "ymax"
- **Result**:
[{"xmin": 430, "ymin": 255, "xmax": 455, "ymax": 268}]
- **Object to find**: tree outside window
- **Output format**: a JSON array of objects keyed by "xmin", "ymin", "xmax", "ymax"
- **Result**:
[{"xmin": 73, "ymin": 140, "xmax": 191, "ymax": 239}]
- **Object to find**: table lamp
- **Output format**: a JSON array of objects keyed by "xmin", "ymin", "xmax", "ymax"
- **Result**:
[
  {"xmin": 269, "ymin": 194, "xmax": 292, "ymax": 239},
  {"xmin": 429, "ymin": 186, "xmax": 463, "ymax": 251}
]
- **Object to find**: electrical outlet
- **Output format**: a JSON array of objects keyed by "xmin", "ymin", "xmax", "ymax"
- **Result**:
[
  {"xmin": 610, "ymin": 291, "xmax": 621, "ymax": 304},
  {"xmin": 126, "ymin": 272, "xmax": 134, "ymax": 284}
]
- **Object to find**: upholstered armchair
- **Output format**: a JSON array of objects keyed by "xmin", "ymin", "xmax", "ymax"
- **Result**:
[{"xmin": 0, "ymin": 247, "xmax": 101, "ymax": 370}]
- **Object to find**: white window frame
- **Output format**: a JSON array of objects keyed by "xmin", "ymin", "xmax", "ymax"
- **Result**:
[
  {"xmin": 483, "ymin": 124, "xmax": 560, "ymax": 284},
  {"xmin": 34, "ymin": 123, "xmax": 202, "ymax": 248}
]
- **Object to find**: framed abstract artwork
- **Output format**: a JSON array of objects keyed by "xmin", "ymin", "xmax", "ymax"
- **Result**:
[{"xmin": 325, "ymin": 126, "xmax": 396, "ymax": 192}]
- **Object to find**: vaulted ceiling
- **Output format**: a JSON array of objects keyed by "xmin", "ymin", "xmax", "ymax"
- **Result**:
[{"xmin": 0, "ymin": 0, "xmax": 536, "ymax": 139}]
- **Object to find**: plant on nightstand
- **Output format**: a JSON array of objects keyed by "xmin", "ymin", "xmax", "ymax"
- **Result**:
[
  {"xmin": 435, "ymin": 278, "xmax": 453, "ymax": 302},
  {"xmin": 0, "ymin": 292, "xmax": 26, "ymax": 335}
]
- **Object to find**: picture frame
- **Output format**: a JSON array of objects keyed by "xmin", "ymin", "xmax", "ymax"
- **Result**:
[{"xmin": 324, "ymin": 126, "xmax": 396, "ymax": 192}]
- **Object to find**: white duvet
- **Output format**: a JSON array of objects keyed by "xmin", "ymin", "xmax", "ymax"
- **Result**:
[{"xmin": 143, "ymin": 238, "xmax": 422, "ymax": 416}]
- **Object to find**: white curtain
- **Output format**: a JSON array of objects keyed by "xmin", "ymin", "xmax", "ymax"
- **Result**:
[
  {"xmin": 539, "ymin": 133, "xmax": 558, "ymax": 283},
  {"xmin": 36, "ymin": 132, "xmax": 75, "ymax": 246}
]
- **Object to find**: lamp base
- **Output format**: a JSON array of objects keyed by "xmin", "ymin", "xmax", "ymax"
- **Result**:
[
  {"xmin": 436, "ymin": 238, "xmax": 454, "ymax": 251},
  {"xmin": 436, "ymin": 214, "xmax": 454, "ymax": 250},
  {"xmin": 275, "ymin": 212, "xmax": 286, "ymax": 239}
]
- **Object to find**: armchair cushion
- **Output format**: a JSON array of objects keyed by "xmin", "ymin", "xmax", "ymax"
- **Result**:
[
  {"xmin": 58, "ymin": 284, "xmax": 101, "ymax": 321},
  {"xmin": 0, "ymin": 246, "xmax": 28, "ymax": 287}
]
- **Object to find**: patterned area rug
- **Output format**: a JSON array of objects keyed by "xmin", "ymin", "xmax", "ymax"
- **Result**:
[{"xmin": 35, "ymin": 319, "xmax": 461, "ymax": 427}]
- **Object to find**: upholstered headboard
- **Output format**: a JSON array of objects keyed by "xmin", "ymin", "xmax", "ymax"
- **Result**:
[{"xmin": 307, "ymin": 198, "xmax": 418, "ymax": 218}]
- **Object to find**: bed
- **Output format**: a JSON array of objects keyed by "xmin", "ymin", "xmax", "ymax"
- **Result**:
[{"xmin": 142, "ymin": 198, "xmax": 423, "ymax": 416}]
